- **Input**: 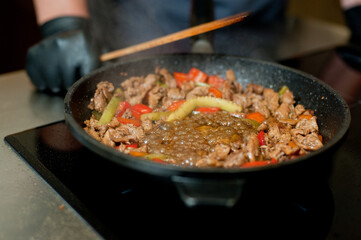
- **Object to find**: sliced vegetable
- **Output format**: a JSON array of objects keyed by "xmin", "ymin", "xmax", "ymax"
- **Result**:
[
  {"xmin": 92, "ymin": 110, "xmax": 102, "ymax": 120},
  {"xmin": 257, "ymin": 131, "xmax": 266, "ymax": 146},
  {"xmin": 297, "ymin": 113, "xmax": 313, "ymax": 120},
  {"xmin": 166, "ymin": 96, "xmax": 243, "ymax": 122},
  {"xmin": 240, "ymin": 118, "xmax": 260, "ymax": 130},
  {"xmin": 241, "ymin": 159, "xmax": 277, "ymax": 168},
  {"xmin": 194, "ymin": 107, "xmax": 220, "ymax": 113},
  {"xmin": 130, "ymin": 104, "xmax": 152, "ymax": 120},
  {"xmin": 98, "ymin": 88, "xmax": 124, "ymax": 125},
  {"xmin": 173, "ymin": 72, "xmax": 189, "ymax": 88},
  {"xmin": 125, "ymin": 143, "xmax": 138, "ymax": 148},
  {"xmin": 195, "ymin": 82, "xmax": 211, "ymax": 87},
  {"xmin": 117, "ymin": 117, "xmax": 141, "ymax": 126},
  {"xmin": 278, "ymin": 85, "xmax": 289, "ymax": 96},
  {"xmin": 140, "ymin": 111, "xmax": 172, "ymax": 121},
  {"xmin": 143, "ymin": 153, "xmax": 171, "ymax": 160},
  {"xmin": 208, "ymin": 86, "xmax": 222, "ymax": 98},
  {"xmin": 167, "ymin": 100, "xmax": 186, "ymax": 111},
  {"xmin": 188, "ymin": 67, "xmax": 208, "ymax": 83},
  {"xmin": 208, "ymin": 75, "xmax": 225, "ymax": 88},
  {"xmin": 152, "ymin": 158, "xmax": 167, "ymax": 164},
  {"xmin": 115, "ymin": 101, "xmax": 131, "ymax": 118},
  {"xmin": 245, "ymin": 112, "xmax": 266, "ymax": 124},
  {"xmin": 129, "ymin": 151, "xmax": 148, "ymax": 157}
]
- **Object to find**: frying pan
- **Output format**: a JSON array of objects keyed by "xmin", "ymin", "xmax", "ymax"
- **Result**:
[{"xmin": 64, "ymin": 54, "xmax": 351, "ymax": 207}]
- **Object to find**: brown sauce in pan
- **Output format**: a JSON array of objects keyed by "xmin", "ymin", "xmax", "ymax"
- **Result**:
[{"xmin": 141, "ymin": 111, "xmax": 256, "ymax": 166}]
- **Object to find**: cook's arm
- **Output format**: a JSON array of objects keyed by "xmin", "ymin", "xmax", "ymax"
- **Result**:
[{"xmin": 33, "ymin": 0, "xmax": 89, "ymax": 25}]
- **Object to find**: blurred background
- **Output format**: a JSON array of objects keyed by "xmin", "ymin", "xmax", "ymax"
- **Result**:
[{"xmin": 0, "ymin": 0, "xmax": 347, "ymax": 74}]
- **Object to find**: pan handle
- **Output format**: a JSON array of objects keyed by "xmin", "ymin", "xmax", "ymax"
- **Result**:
[{"xmin": 172, "ymin": 175, "xmax": 245, "ymax": 208}]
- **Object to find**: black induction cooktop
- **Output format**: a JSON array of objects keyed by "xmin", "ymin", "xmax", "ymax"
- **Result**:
[{"xmin": 5, "ymin": 49, "xmax": 361, "ymax": 239}]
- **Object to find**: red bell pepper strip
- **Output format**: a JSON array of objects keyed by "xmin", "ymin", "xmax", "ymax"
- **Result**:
[
  {"xmin": 173, "ymin": 72, "xmax": 189, "ymax": 88},
  {"xmin": 152, "ymin": 158, "xmax": 167, "ymax": 164},
  {"xmin": 241, "ymin": 159, "xmax": 277, "ymax": 168},
  {"xmin": 117, "ymin": 117, "xmax": 141, "ymax": 126},
  {"xmin": 194, "ymin": 107, "xmax": 221, "ymax": 113},
  {"xmin": 125, "ymin": 143, "xmax": 138, "ymax": 148},
  {"xmin": 188, "ymin": 67, "xmax": 208, "ymax": 83},
  {"xmin": 115, "ymin": 101, "xmax": 131, "ymax": 118},
  {"xmin": 208, "ymin": 86, "xmax": 223, "ymax": 98},
  {"xmin": 208, "ymin": 75, "xmax": 225, "ymax": 88},
  {"xmin": 245, "ymin": 112, "xmax": 266, "ymax": 124},
  {"xmin": 130, "ymin": 104, "xmax": 152, "ymax": 120},
  {"xmin": 257, "ymin": 131, "xmax": 266, "ymax": 146},
  {"xmin": 167, "ymin": 100, "xmax": 186, "ymax": 111}
]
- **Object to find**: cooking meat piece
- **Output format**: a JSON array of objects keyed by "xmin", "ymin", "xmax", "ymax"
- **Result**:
[
  {"xmin": 294, "ymin": 104, "xmax": 306, "ymax": 116},
  {"xmin": 167, "ymin": 88, "xmax": 186, "ymax": 100},
  {"xmin": 141, "ymin": 119, "xmax": 153, "ymax": 132},
  {"xmin": 295, "ymin": 118, "xmax": 319, "ymax": 134},
  {"xmin": 244, "ymin": 83, "xmax": 264, "ymax": 95},
  {"xmin": 161, "ymin": 88, "xmax": 186, "ymax": 110},
  {"xmin": 275, "ymin": 102, "xmax": 290, "ymax": 119},
  {"xmin": 232, "ymin": 94, "xmax": 248, "ymax": 109},
  {"xmin": 196, "ymin": 144, "xmax": 231, "ymax": 167},
  {"xmin": 263, "ymin": 88, "xmax": 279, "ymax": 114},
  {"xmin": 159, "ymin": 68, "xmax": 177, "ymax": 89},
  {"xmin": 246, "ymin": 133, "xmax": 260, "ymax": 162},
  {"xmin": 224, "ymin": 150, "xmax": 247, "ymax": 167},
  {"xmin": 252, "ymin": 98, "xmax": 271, "ymax": 118},
  {"xmin": 108, "ymin": 124, "xmax": 145, "ymax": 144},
  {"xmin": 291, "ymin": 130, "xmax": 323, "ymax": 151},
  {"xmin": 186, "ymin": 86, "xmax": 209, "ymax": 99},
  {"xmin": 88, "ymin": 81, "xmax": 115, "ymax": 113},
  {"xmin": 226, "ymin": 69, "xmax": 237, "ymax": 83},
  {"xmin": 101, "ymin": 130, "xmax": 116, "ymax": 147},
  {"xmin": 121, "ymin": 74, "xmax": 158, "ymax": 105},
  {"xmin": 267, "ymin": 121, "xmax": 281, "ymax": 141},
  {"xmin": 280, "ymin": 89, "xmax": 294, "ymax": 104},
  {"xmin": 221, "ymin": 81, "xmax": 233, "ymax": 100},
  {"xmin": 180, "ymin": 79, "xmax": 196, "ymax": 92},
  {"xmin": 148, "ymin": 85, "xmax": 165, "ymax": 109},
  {"xmin": 211, "ymin": 144, "xmax": 231, "ymax": 160}
]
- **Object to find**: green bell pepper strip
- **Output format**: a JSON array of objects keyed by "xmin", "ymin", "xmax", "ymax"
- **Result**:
[
  {"xmin": 140, "ymin": 111, "xmax": 172, "ymax": 121},
  {"xmin": 143, "ymin": 153, "xmax": 171, "ymax": 160},
  {"xmin": 166, "ymin": 96, "xmax": 243, "ymax": 122},
  {"xmin": 97, "ymin": 88, "xmax": 124, "ymax": 125},
  {"xmin": 278, "ymin": 85, "xmax": 289, "ymax": 96}
]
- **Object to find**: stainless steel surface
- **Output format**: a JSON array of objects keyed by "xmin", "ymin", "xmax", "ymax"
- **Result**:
[
  {"xmin": 0, "ymin": 17, "xmax": 350, "ymax": 239},
  {"xmin": 0, "ymin": 71, "xmax": 102, "ymax": 239}
]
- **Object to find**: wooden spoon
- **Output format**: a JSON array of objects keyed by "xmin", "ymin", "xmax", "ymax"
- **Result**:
[{"xmin": 100, "ymin": 11, "xmax": 251, "ymax": 62}]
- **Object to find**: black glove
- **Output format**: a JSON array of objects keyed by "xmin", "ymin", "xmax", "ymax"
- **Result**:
[{"xmin": 26, "ymin": 17, "xmax": 101, "ymax": 93}]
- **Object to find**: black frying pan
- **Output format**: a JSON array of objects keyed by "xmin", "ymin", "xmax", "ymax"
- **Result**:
[{"xmin": 64, "ymin": 54, "xmax": 351, "ymax": 207}]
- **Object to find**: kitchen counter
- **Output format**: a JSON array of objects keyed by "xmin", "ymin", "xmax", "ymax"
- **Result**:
[
  {"xmin": 0, "ymin": 71, "xmax": 102, "ymax": 239},
  {"xmin": 0, "ymin": 17, "xmax": 356, "ymax": 239}
]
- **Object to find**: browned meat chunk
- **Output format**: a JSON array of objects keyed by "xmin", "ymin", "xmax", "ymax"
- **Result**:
[
  {"xmin": 186, "ymin": 86, "xmax": 209, "ymax": 99},
  {"xmin": 121, "ymin": 74, "xmax": 158, "ymax": 105},
  {"xmin": 88, "ymin": 81, "xmax": 115, "ymax": 113},
  {"xmin": 263, "ymin": 88, "xmax": 279, "ymax": 114}
]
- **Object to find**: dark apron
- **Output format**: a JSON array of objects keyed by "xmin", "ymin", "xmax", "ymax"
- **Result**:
[{"xmin": 88, "ymin": 0, "xmax": 286, "ymax": 60}]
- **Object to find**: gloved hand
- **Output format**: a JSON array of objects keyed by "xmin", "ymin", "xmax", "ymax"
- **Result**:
[{"xmin": 26, "ymin": 17, "xmax": 101, "ymax": 93}]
